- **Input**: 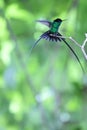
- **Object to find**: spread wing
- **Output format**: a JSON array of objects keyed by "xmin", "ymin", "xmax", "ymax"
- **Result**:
[{"xmin": 36, "ymin": 20, "xmax": 52, "ymax": 27}]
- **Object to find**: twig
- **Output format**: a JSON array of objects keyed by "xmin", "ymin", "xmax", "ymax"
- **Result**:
[
  {"xmin": 56, "ymin": 34, "xmax": 87, "ymax": 60},
  {"xmin": 69, "ymin": 37, "xmax": 81, "ymax": 48},
  {"xmin": 69, "ymin": 34, "xmax": 87, "ymax": 60}
]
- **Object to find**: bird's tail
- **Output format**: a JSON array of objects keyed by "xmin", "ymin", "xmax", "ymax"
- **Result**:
[
  {"xmin": 29, "ymin": 30, "xmax": 61, "ymax": 55},
  {"xmin": 41, "ymin": 31, "xmax": 62, "ymax": 42},
  {"xmin": 30, "ymin": 31, "xmax": 85, "ymax": 73},
  {"xmin": 62, "ymin": 38, "xmax": 85, "ymax": 73}
]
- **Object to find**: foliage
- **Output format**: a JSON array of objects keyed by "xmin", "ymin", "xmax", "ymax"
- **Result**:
[{"xmin": 0, "ymin": 0, "xmax": 87, "ymax": 130}]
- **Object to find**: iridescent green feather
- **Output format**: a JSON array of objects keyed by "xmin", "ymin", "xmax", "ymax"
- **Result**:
[{"xmin": 50, "ymin": 21, "xmax": 61, "ymax": 33}]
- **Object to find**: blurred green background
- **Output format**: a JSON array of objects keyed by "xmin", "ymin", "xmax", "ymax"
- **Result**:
[{"xmin": 0, "ymin": 0, "xmax": 87, "ymax": 130}]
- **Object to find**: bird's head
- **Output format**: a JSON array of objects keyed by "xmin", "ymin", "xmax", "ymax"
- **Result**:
[
  {"xmin": 54, "ymin": 18, "xmax": 62, "ymax": 23},
  {"xmin": 54, "ymin": 18, "xmax": 66, "ymax": 23}
]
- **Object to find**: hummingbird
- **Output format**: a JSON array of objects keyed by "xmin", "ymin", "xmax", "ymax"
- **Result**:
[{"xmin": 30, "ymin": 18, "xmax": 84, "ymax": 72}]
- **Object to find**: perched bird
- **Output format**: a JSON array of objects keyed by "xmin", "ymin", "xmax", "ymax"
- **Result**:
[{"xmin": 30, "ymin": 18, "xmax": 84, "ymax": 72}]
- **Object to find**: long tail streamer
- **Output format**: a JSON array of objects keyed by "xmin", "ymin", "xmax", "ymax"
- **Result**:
[
  {"xmin": 30, "ymin": 31, "xmax": 84, "ymax": 72},
  {"xmin": 29, "ymin": 37, "xmax": 42, "ymax": 55},
  {"xmin": 62, "ymin": 38, "xmax": 85, "ymax": 73}
]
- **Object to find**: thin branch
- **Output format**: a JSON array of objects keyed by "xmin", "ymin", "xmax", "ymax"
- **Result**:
[
  {"xmin": 69, "ymin": 37, "xmax": 81, "ymax": 48},
  {"xmin": 69, "ymin": 34, "xmax": 87, "ymax": 60},
  {"xmin": 55, "ymin": 34, "xmax": 87, "ymax": 60}
]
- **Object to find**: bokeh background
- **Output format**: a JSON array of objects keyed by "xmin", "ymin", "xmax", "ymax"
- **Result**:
[{"xmin": 0, "ymin": 0, "xmax": 87, "ymax": 130}]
